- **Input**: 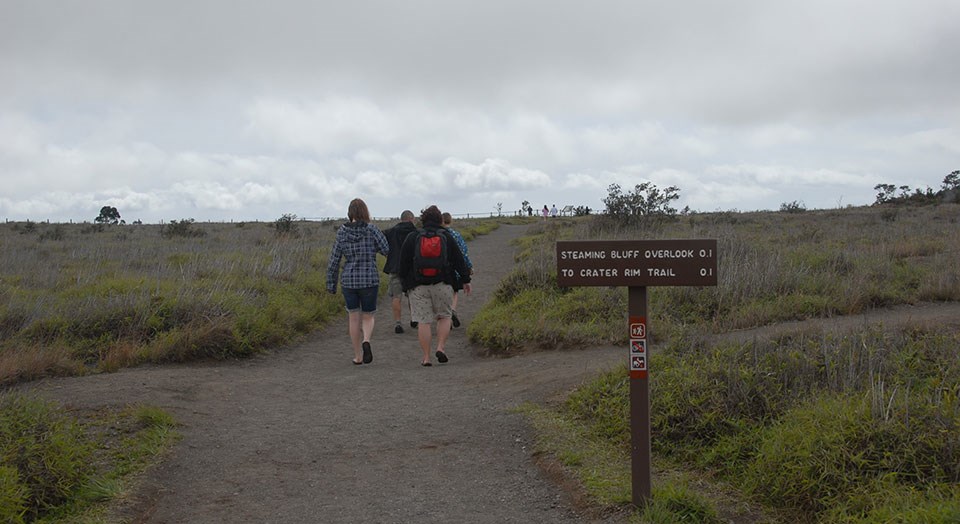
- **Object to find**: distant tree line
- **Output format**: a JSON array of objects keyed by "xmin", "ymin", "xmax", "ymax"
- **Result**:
[{"xmin": 874, "ymin": 170, "xmax": 959, "ymax": 206}]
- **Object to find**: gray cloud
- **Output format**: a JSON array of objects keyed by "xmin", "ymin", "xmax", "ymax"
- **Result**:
[{"xmin": 1, "ymin": 0, "xmax": 958, "ymax": 222}]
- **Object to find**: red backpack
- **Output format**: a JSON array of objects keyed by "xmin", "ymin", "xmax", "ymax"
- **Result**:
[{"xmin": 413, "ymin": 229, "xmax": 448, "ymax": 282}]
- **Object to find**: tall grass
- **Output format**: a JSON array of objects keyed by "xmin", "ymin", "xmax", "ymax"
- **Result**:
[
  {"xmin": 470, "ymin": 205, "xmax": 960, "ymax": 351},
  {"xmin": 1, "ymin": 220, "xmax": 344, "ymax": 384}
]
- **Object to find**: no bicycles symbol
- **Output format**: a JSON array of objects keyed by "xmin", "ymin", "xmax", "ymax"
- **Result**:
[{"xmin": 631, "ymin": 340, "xmax": 646, "ymax": 354}]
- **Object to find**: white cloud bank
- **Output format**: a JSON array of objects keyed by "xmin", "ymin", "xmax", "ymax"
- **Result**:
[{"xmin": 1, "ymin": 1, "xmax": 958, "ymax": 222}]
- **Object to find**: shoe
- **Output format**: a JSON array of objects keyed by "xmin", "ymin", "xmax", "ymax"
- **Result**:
[
  {"xmin": 451, "ymin": 311, "xmax": 461, "ymax": 328},
  {"xmin": 362, "ymin": 341, "xmax": 373, "ymax": 364},
  {"xmin": 410, "ymin": 321, "xmax": 418, "ymax": 328},
  {"xmin": 394, "ymin": 324, "xmax": 404, "ymax": 334},
  {"xmin": 352, "ymin": 359, "xmax": 362, "ymax": 365},
  {"xmin": 436, "ymin": 350, "xmax": 448, "ymax": 363},
  {"xmin": 421, "ymin": 361, "xmax": 432, "ymax": 367}
]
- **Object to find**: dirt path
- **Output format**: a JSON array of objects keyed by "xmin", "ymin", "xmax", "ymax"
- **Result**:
[{"xmin": 26, "ymin": 224, "xmax": 627, "ymax": 523}]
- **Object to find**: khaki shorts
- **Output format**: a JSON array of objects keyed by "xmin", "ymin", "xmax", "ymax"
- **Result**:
[
  {"xmin": 408, "ymin": 282, "xmax": 454, "ymax": 324},
  {"xmin": 387, "ymin": 273, "xmax": 404, "ymax": 298}
]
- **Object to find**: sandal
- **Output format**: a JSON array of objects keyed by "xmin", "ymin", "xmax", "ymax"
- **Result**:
[{"xmin": 421, "ymin": 361, "xmax": 432, "ymax": 367}]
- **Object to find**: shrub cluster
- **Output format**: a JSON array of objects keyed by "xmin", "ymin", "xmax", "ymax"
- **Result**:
[
  {"xmin": 0, "ymin": 394, "xmax": 93, "ymax": 522},
  {"xmin": 563, "ymin": 325, "xmax": 960, "ymax": 521},
  {"xmin": 161, "ymin": 218, "xmax": 205, "ymax": 238}
]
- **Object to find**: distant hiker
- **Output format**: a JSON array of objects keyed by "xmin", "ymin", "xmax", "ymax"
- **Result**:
[
  {"xmin": 383, "ymin": 210, "xmax": 418, "ymax": 333},
  {"xmin": 398, "ymin": 205, "xmax": 472, "ymax": 366},
  {"xmin": 542, "ymin": 205, "xmax": 549, "ymax": 220},
  {"xmin": 550, "ymin": 204, "xmax": 558, "ymax": 217},
  {"xmin": 441, "ymin": 212, "xmax": 473, "ymax": 329},
  {"xmin": 326, "ymin": 198, "xmax": 389, "ymax": 365}
]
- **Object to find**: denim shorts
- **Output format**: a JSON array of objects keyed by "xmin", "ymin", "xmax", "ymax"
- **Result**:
[{"xmin": 343, "ymin": 286, "xmax": 378, "ymax": 313}]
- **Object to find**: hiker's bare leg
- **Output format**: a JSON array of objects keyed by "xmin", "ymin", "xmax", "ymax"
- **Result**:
[
  {"xmin": 348, "ymin": 311, "xmax": 362, "ymax": 362},
  {"xmin": 418, "ymin": 322, "xmax": 432, "ymax": 363},
  {"xmin": 361, "ymin": 312, "xmax": 375, "ymax": 343},
  {"xmin": 436, "ymin": 317, "xmax": 452, "ymax": 353}
]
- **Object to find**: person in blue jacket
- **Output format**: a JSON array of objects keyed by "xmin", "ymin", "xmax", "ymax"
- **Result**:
[{"xmin": 441, "ymin": 212, "xmax": 473, "ymax": 328}]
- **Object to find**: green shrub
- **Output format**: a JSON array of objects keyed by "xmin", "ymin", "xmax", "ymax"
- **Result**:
[
  {"xmin": 0, "ymin": 465, "xmax": 27, "ymax": 524},
  {"xmin": 274, "ymin": 213, "xmax": 299, "ymax": 236},
  {"xmin": 854, "ymin": 490, "xmax": 960, "ymax": 523},
  {"xmin": 564, "ymin": 367, "xmax": 630, "ymax": 445},
  {"xmin": 643, "ymin": 482, "xmax": 724, "ymax": 524},
  {"xmin": 744, "ymin": 393, "xmax": 960, "ymax": 516},
  {"xmin": 0, "ymin": 393, "xmax": 93, "ymax": 521},
  {"xmin": 161, "ymin": 218, "xmax": 205, "ymax": 238}
]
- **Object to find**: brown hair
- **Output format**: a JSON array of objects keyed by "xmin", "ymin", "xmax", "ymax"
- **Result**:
[
  {"xmin": 420, "ymin": 205, "xmax": 442, "ymax": 225},
  {"xmin": 347, "ymin": 198, "xmax": 371, "ymax": 223},
  {"xmin": 441, "ymin": 212, "xmax": 452, "ymax": 225}
]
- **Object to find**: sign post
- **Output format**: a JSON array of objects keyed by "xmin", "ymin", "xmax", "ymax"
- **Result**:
[{"xmin": 556, "ymin": 239, "xmax": 718, "ymax": 507}]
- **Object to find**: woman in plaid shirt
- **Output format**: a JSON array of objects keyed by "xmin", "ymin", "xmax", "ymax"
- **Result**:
[{"xmin": 326, "ymin": 198, "xmax": 390, "ymax": 365}]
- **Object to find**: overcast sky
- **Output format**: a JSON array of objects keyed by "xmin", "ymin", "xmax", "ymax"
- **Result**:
[{"xmin": 2, "ymin": 1, "xmax": 958, "ymax": 223}]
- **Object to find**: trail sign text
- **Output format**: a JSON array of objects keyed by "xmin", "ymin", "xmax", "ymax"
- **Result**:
[{"xmin": 556, "ymin": 239, "xmax": 717, "ymax": 287}]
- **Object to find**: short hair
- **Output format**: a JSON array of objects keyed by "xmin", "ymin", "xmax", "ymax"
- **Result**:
[
  {"xmin": 400, "ymin": 210, "xmax": 415, "ymax": 221},
  {"xmin": 420, "ymin": 205, "xmax": 442, "ymax": 225},
  {"xmin": 441, "ymin": 212, "xmax": 452, "ymax": 225},
  {"xmin": 347, "ymin": 198, "xmax": 371, "ymax": 223}
]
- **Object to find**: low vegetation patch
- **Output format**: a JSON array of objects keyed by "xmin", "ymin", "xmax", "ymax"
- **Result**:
[
  {"xmin": 556, "ymin": 324, "xmax": 960, "ymax": 522},
  {"xmin": 0, "ymin": 392, "xmax": 178, "ymax": 523}
]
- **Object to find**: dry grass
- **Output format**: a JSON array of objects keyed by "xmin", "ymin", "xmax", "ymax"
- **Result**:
[
  {"xmin": 471, "ymin": 204, "xmax": 960, "ymax": 352},
  {"xmin": 0, "ymin": 219, "xmax": 346, "ymax": 384}
]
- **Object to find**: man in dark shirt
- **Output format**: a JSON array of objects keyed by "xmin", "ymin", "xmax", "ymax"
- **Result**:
[{"xmin": 382, "ymin": 210, "xmax": 418, "ymax": 333}]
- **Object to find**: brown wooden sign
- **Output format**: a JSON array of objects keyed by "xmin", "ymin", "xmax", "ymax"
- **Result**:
[
  {"xmin": 556, "ymin": 239, "xmax": 717, "ymax": 287},
  {"xmin": 556, "ymin": 238, "xmax": 719, "ymax": 509}
]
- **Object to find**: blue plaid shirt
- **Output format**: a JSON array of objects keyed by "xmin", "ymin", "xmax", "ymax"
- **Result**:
[{"xmin": 326, "ymin": 221, "xmax": 389, "ymax": 292}]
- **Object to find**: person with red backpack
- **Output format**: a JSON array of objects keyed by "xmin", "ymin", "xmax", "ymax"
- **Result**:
[{"xmin": 397, "ymin": 205, "xmax": 472, "ymax": 366}]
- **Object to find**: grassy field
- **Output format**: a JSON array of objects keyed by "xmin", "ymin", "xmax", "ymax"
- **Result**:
[
  {"xmin": 3, "ymin": 205, "xmax": 958, "ymax": 522},
  {"xmin": 470, "ymin": 204, "xmax": 960, "ymax": 352},
  {"xmin": 0, "ymin": 219, "xmax": 346, "ymax": 385},
  {"xmin": 471, "ymin": 204, "xmax": 960, "ymax": 523}
]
